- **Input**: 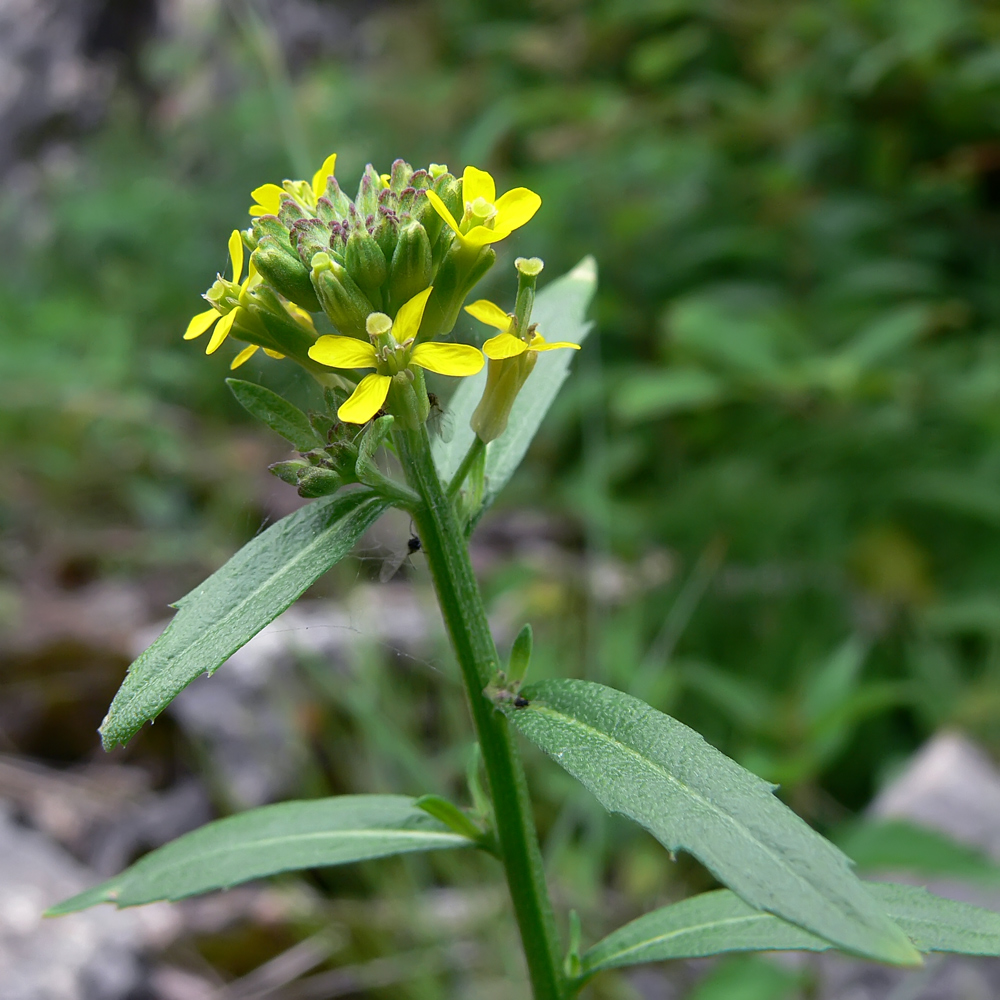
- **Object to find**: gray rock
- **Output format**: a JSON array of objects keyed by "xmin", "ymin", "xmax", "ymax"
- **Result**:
[{"xmin": 0, "ymin": 802, "xmax": 155, "ymax": 1000}]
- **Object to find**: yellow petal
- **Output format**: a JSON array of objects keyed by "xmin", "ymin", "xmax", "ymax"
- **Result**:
[
  {"xmin": 338, "ymin": 373, "xmax": 391, "ymax": 423},
  {"xmin": 393, "ymin": 286, "xmax": 434, "ymax": 342},
  {"xmin": 230, "ymin": 345, "xmax": 259, "ymax": 369},
  {"xmin": 531, "ymin": 334, "xmax": 580, "ymax": 352},
  {"xmin": 380, "ymin": 173, "xmax": 391, "ymax": 188},
  {"xmin": 494, "ymin": 187, "xmax": 542, "ymax": 232},
  {"xmin": 458, "ymin": 224, "xmax": 503, "ymax": 247},
  {"xmin": 263, "ymin": 349, "xmax": 285, "ymax": 359},
  {"xmin": 228, "ymin": 230, "xmax": 244, "ymax": 283},
  {"xmin": 425, "ymin": 189, "xmax": 461, "ymax": 235},
  {"xmin": 308, "ymin": 335, "xmax": 378, "ymax": 369},
  {"xmin": 410, "ymin": 342, "xmax": 484, "ymax": 376},
  {"xmin": 465, "ymin": 299, "xmax": 511, "ymax": 331},
  {"xmin": 462, "ymin": 165, "xmax": 496, "ymax": 206},
  {"xmin": 206, "ymin": 309, "xmax": 238, "ymax": 354},
  {"xmin": 311, "ymin": 152, "xmax": 337, "ymax": 200},
  {"xmin": 249, "ymin": 183, "xmax": 284, "ymax": 216},
  {"xmin": 184, "ymin": 308, "xmax": 219, "ymax": 340},
  {"xmin": 483, "ymin": 333, "xmax": 528, "ymax": 360}
]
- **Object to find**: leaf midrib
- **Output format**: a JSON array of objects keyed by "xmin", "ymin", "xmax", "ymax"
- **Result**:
[
  {"xmin": 584, "ymin": 911, "xmax": 781, "ymax": 971},
  {"xmin": 528, "ymin": 702, "xmax": 858, "ymax": 920},
  {"xmin": 121, "ymin": 827, "xmax": 469, "ymax": 889}
]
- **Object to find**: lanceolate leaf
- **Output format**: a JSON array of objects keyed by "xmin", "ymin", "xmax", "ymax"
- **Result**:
[
  {"xmin": 433, "ymin": 256, "xmax": 597, "ymax": 507},
  {"xmin": 227, "ymin": 378, "xmax": 323, "ymax": 452},
  {"xmin": 578, "ymin": 883, "xmax": 1000, "ymax": 981},
  {"xmin": 503, "ymin": 679, "xmax": 919, "ymax": 966},
  {"xmin": 100, "ymin": 491, "xmax": 390, "ymax": 749},
  {"xmin": 48, "ymin": 795, "xmax": 472, "ymax": 915}
]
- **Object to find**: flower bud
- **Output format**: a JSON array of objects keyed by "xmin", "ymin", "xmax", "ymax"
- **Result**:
[
  {"xmin": 387, "ymin": 220, "xmax": 432, "ymax": 315},
  {"xmin": 290, "ymin": 218, "xmax": 332, "ymax": 265},
  {"xmin": 356, "ymin": 164, "xmax": 382, "ymax": 220},
  {"xmin": 240, "ymin": 286, "xmax": 319, "ymax": 365},
  {"xmin": 251, "ymin": 235, "xmax": 322, "ymax": 314},
  {"xmin": 418, "ymin": 243, "xmax": 496, "ymax": 339},
  {"xmin": 345, "ymin": 229, "xmax": 388, "ymax": 304},
  {"xmin": 294, "ymin": 466, "xmax": 343, "ymax": 498},
  {"xmin": 269, "ymin": 459, "xmax": 309, "ymax": 486},
  {"xmin": 311, "ymin": 252, "xmax": 374, "ymax": 339},
  {"xmin": 470, "ymin": 351, "xmax": 537, "ymax": 443},
  {"xmin": 388, "ymin": 158, "xmax": 413, "ymax": 192}
]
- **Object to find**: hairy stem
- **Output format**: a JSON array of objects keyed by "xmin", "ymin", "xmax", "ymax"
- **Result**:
[{"xmin": 395, "ymin": 424, "xmax": 564, "ymax": 1000}]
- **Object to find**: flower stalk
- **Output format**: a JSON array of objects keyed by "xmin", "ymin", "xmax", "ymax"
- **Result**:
[{"xmin": 393, "ymin": 424, "xmax": 565, "ymax": 1000}]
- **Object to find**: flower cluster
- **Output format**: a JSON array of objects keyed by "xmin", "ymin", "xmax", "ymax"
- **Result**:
[{"xmin": 182, "ymin": 154, "xmax": 570, "ymax": 444}]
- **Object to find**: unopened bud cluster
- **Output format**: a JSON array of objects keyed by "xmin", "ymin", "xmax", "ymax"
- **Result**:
[{"xmin": 246, "ymin": 159, "xmax": 494, "ymax": 346}]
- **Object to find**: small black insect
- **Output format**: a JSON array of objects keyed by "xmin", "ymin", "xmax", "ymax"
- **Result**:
[
  {"xmin": 513, "ymin": 695, "xmax": 530, "ymax": 709},
  {"xmin": 407, "ymin": 535, "xmax": 421, "ymax": 555}
]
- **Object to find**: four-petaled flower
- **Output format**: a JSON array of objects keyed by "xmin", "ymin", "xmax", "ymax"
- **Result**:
[
  {"xmin": 464, "ymin": 299, "xmax": 580, "ymax": 358},
  {"xmin": 426, "ymin": 166, "xmax": 541, "ymax": 248},
  {"xmin": 249, "ymin": 152, "xmax": 338, "ymax": 217},
  {"xmin": 308, "ymin": 287, "xmax": 485, "ymax": 423},
  {"xmin": 183, "ymin": 230, "xmax": 262, "ymax": 355}
]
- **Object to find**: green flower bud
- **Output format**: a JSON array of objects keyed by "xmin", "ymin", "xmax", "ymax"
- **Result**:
[
  {"xmin": 388, "ymin": 158, "xmax": 413, "ymax": 193},
  {"xmin": 290, "ymin": 218, "xmax": 332, "ymax": 265},
  {"xmin": 418, "ymin": 243, "xmax": 496, "ymax": 340},
  {"xmin": 251, "ymin": 236, "xmax": 322, "ymax": 314},
  {"xmin": 311, "ymin": 252, "xmax": 374, "ymax": 339},
  {"xmin": 269, "ymin": 459, "xmax": 309, "ymax": 486},
  {"xmin": 355, "ymin": 164, "xmax": 382, "ymax": 219},
  {"xmin": 345, "ymin": 229, "xmax": 388, "ymax": 304},
  {"xmin": 387, "ymin": 220, "xmax": 432, "ymax": 315},
  {"xmin": 241, "ymin": 286, "xmax": 319, "ymax": 365},
  {"xmin": 470, "ymin": 351, "xmax": 537, "ymax": 443},
  {"xmin": 294, "ymin": 466, "xmax": 343, "ymax": 498}
]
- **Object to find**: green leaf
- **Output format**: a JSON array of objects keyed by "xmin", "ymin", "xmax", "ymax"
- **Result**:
[
  {"xmin": 47, "ymin": 795, "xmax": 472, "ymax": 915},
  {"xmin": 226, "ymin": 377, "xmax": 323, "ymax": 451},
  {"xmin": 433, "ymin": 256, "xmax": 597, "ymax": 507},
  {"xmin": 578, "ymin": 883, "xmax": 1000, "ymax": 981},
  {"xmin": 503, "ymin": 679, "xmax": 919, "ymax": 966},
  {"xmin": 835, "ymin": 820, "xmax": 1000, "ymax": 884},
  {"xmin": 100, "ymin": 491, "xmax": 390, "ymax": 749}
]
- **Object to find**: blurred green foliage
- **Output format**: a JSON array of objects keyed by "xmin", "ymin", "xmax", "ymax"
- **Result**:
[{"xmin": 5, "ymin": 0, "xmax": 1000, "ymax": 994}]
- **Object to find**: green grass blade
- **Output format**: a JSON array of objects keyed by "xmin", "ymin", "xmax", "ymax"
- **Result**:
[
  {"xmin": 226, "ymin": 377, "xmax": 324, "ymax": 452},
  {"xmin": 47, "ymin": 795, "xmax": 472, "ymax": 915},
  {"xmin": 578, "ymin": 883, "xmax": 1000, "ymax": 980},
  {"xmin": 99, "ymin": 491, "xmax": 390, "ymax": 749},
  {"xmin": 433, "ymin": 256, "xmax": 597, "ymax": 505},
  {"xmin": 504, "ymin": 679, "xmax": 920, "ymax": 966}
]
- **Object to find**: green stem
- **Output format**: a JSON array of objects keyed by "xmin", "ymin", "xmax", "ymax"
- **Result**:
[
  {"xmin": 447, "ymin": 436, "xmax": 486, "ymax": 499},
  {"xmin": 395, "ymin": 424, "xmax": 565, "ymax": 1000}
]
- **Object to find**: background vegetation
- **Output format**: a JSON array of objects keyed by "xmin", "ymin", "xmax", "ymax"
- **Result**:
[{"xmin": 4, "ymin": 0, "xmax": 1000, "ymax": 996}]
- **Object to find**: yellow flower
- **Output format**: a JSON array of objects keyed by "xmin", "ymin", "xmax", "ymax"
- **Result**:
[
  {"xmin": 183, "ymin": 231, "xmax": 262, "ymax": 355},
  {"xmin": 308, "ymin": 287, "xmax": 484, "ymax": 423},
  {"xmin": 464, "ymin": 299, "xmax": 581, "ymax": 358},
  {"xmin": 249, "ymin": 152, "xmax": 338, "ymax": 217},
  {"xmin": 425, "ymin": 166, "xmax": 541, "ymax": 247}
]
